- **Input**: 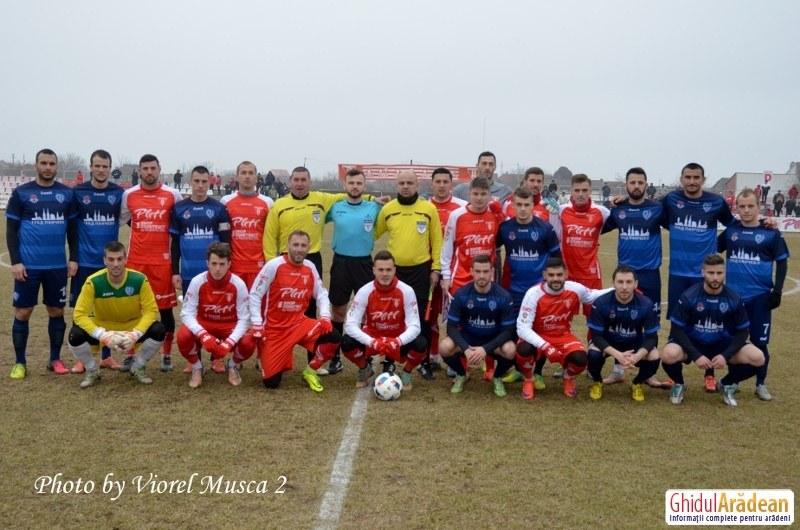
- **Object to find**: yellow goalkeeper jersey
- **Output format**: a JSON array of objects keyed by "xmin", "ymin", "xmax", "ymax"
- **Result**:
[
  {"xmin": 375, "ymin": 197, "xmax": 442, "ymax": 269},
  {"xmin": 73, "ymin": 268, "xmax": 159, "ymax": 336}
]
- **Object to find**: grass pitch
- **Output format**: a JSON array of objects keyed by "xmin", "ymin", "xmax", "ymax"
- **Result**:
[{"xmin": 0, "ymin": 218, "xmax": 798, "ymax": 529}]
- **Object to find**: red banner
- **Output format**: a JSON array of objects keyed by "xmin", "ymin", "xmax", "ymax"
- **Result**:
[{"xmin": 338, "ymin": 163, "xmax": 475, "ymax": 181}]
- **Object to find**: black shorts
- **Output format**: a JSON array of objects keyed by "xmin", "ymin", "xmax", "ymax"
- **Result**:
[
  {"xmin": 69, "ymin": 265, "xmax": 102, "ymax": 307},
  {"xmin": 395, "ymin": 261, "xmax": 432, "ymax": 316},
  {"xmin": 329, "ymin": 254, "xmax": 373, "ymax": 306}
]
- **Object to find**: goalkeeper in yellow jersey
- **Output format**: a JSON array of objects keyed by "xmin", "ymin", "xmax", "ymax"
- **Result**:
[{"xmin": 69, "ymin": 241, "xmax": 164, "ymax": 387}]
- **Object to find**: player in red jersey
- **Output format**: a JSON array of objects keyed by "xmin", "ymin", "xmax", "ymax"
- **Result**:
[
  {"xmin": 502, "ymin": 167, "xmax": 559, "ymax": 222},
  {"xmin": 550, "ymin": 173, "xmax": 610, "ymax": 317},
  {"xmin": 176, "ymin": 243, "xmax": 256, "ymax": 388},
  {"xmin": 341, "ymin": 250, "xmax": 426, "ymax": 389},
  {"xmin": 120, "ymin": 154, "xmax": 183, "ymax": 372},
  {"xmin": 220, "ymin": 161, "xmax": 274, "ymax": 289},
  {"xmin": 515, "ymin": 257, "xmax": 612, "ymax": 399},
  {"xmin": 246, "ymin": 230, "xmax": 341, "ymax": 392}
]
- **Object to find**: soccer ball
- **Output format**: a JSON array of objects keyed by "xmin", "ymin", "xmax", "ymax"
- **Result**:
[{"xmin": 373, "ymin": 373, "xmax": 403, "ymax": 401}]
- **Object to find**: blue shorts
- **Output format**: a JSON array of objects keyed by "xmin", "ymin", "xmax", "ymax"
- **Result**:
[
  {"xmin": 635, "ymin": 268, "xmax": 661, "ymax": 316},
  {"xmin": 743, "ymin": 294, "xmax": 771, "ymax": 347},
  {"xmin": 70, "ymin": 265, "xmax": 103, "ymax": 307},
  {"xmin": 667, "ymin": 275, "xmax": 702, "ymax": 320},
  {"xmin": 13, "ymin": 268, "xmax": 68, "ymax": 308}
]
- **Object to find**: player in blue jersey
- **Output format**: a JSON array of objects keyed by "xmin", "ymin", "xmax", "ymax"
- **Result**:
[
  {"xmin": 660, "ymin": 254, "xmax": 764, "ymax": 407},
  {"xmin": 6, "ymin": 149, "xmax": 78, "ymax": 379},
  {"xmin": 438, "ymin": 255, "xmax": 517, "ymax": 396},
  {"xmin": 324, "ymin": 168, "xmax": 381, "ymax": 376},
  {"xmin": 68, "ymin": 149, "xmax": 125, "ymax": 372},
  {"xmin": 718, "ymin": 189, "xmax": 789, "ymax": 401},
  {"xmin": 586, "ymin": 265, "xmax": 661, "ymax": 401}
]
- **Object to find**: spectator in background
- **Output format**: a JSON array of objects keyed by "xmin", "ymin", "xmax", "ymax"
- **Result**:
[
  {"xmin": 173, "ymin": 169, "xmax": 183, "ymax": 190},
  {"xmin": 130, "ymin": 168, "xmax": 139, "ymax": 186},
  {"xmin": 772, "ymin": 190, "xmax": 785, "ymax": 216},
  {"xmin": 548, "ymin": 179, "xmax": 558, "ymax": 198},
  {"xmin": 112, "ymin": 168, "xmax": 122, "ymax": 181},
  {"xmin": 786, "ymin": 185, "xmax": 798, "ymax": 217},
  {"xmin": 754, "ymin": 184, "xmax": 762, "ymax": 204},
  {"xmin": 762, "ymin": 184, "xmax": 770, "ymax": 205},
  {"xmin": 725, "ymin": 190, "xmax": 735, "ymax": 212},
  {"xmin": 601, "ymin": 182, "xmax": 611, "ymax": 206},
  {"xmin": 75, "ymin": 170, "xmax": 85, "ymax": 185},
  {"xmin": 646, "ymin": 182, "xmax": 656, "ymax": 199}
]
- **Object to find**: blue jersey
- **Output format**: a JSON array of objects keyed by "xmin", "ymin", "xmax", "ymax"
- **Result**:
[
  {"xmin": 447, "ymin": 282, "xmax": 515, "ymax": 343},
  {"xmin": 603, "ymin": 199, "xmax": 663, "ymax": 270},
  {"xmin": 496, "ymin": 217, "xmax": 560, "ymax": 303},
  {"xmin": 662, "ymin": 191, "xmax": 733, "ymax": 277},
  {"xmin": 718, "ymin": 221, "xmax": 789, "ymax": 301},
  {"xmin": 671, "ymin": 283, "xmax": 749, "ymax": 348},
  {"xmin": 6, "ymin": 181, "xmax": 76, "ymax": 270},
  {"xmin": 169, "ymin": 198, "xmax": 231, "ymax": 281},
  {"xmin": 72, "ymin": 182, "xmax": 123, "ymax": 267},
  {"xmin": 587, "ymin": 291, "xmax": 659, "ymax": 352},
  {"xmin": 326, "ymin": 199, "xmax": 381, "ymax": 257}
]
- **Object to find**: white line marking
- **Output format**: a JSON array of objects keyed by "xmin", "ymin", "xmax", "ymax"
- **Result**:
[{"xmin": 314, "ymin": 387, "xmax": 370, "ymax": 530}]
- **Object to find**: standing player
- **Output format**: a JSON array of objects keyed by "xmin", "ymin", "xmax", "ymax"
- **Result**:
[
  {"xmin": 248, "ymin": 231, "xmax": 341, "ymax": 392},
  {"xmin": 177, "ymin": 243, "xmax": 255, "ymax": 388},
  {"xmin": 325, "ymin": 168, "xmax": 381, "ymax": 375},
  {"xmin": 341, "ymin": 250, "xmax": 427, "ymax": 389},
  {"xmin": 516, "ymin": 258, "xmax": 613, "ymax": 399},
  {"xmin": 69, "ymin": 149, "xmax": 124, "ymax": 372},
  {"xmin": 7, "ymin": 148, "xmax": 77, "ymax": 379},
  {"xmin": 502, "ymin": 167, "xmax": 559, "ymax": 221},
  {"xmin": 586, "ymin": 266, "xmax": 661, "ymax": 401},
  {"xmin": 660, "ymin": 254, "xmax": 765, "ymax": 407},
  {"xmin": 439, "ymin": 256, "xmax": 517, "ymax": 396},
  {"xmin": 220, "ymin": 161, "xmax": 274, "ymax": 289},
  {"xmin": 69, "ymin": 241, "xmax": 165, "ymax": 387},
  {"xmin": 120, "ymin": 154, "xmax": 183, "ymax": 372},
  {"xmin": 453, "ymin": 151, "xmax": 513, "ymax": 203},
  {"xmin": 718, "ymin": 189, "xmax": 789, "ymax": 400}
]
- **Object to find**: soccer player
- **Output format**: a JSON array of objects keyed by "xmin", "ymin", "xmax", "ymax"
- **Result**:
[
  {"xmin": 7, "ymin": 148, "xmax": 77, "ymax": 379},
  {"xmin": 120, "ymin": 154, "xmax": 183, "ymax": 372},
  {"xmin": 660, "ymin": 254, "xmax": 765, "ymax": 407},
  {"xmin": 375, "ymin": 170, "xmax": 443, "ymax": 379},
  {"xmin": 248, "ymin": 230, "xmax": 341, "ymax": 392},
  {"xmin": 516, "ymin": 258, "xmax": 613, "ymax": 399},
  {"xmin": 439, "ymin": 255, "xmax": 517, "ymax": 396},
  {"xmin": 69, "ymin": 241, "xmax": 165, "ymax": 387},
  {"xmin": 453, "ymin": 151, "xmax": 513, "ymax": 203},
  {"xmin": 325, "ymin": 168, "xmax": 381, "ymax": 375},
  {"xmin": 718, "ymin": 189, "xmax": 789, "ymax": 400},
  {"xmin": 341, "ymin": 250, "xmax": 427, "ymax": 389},
  {"xmin": 69, "ymin": 149, "xmax": 124, "ymax": 372},
  {"xmin": 586, "ymin": 265, "xmax": 661, "ymax": 401},
  {"xmin": 502, "ymin": 167, "xmax": 559, "ymax": 221},
  {"xmin": 177, "ymin": 243, "xmax": 256, "ymax": 388},
  {"xmin": 551, "ymin": 173, "xmax": 610, "ymax": 317},
  {"xmin": 220, "ymin": 161, "xmax": 274, "ymax": 289}
]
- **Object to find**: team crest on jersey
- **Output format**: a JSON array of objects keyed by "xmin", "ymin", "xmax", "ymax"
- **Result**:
[
  {"xmin": 609, "ymin": 310, "xmax": 616, "ymax": 320},
  {"xmin": 183, "ymin": 210, "xmax": 191, "ymax": 219},
  {"xmin": 416, "ymin": 221, "xmax": 427, "ymax": 234},
  {"xmin": 302, "ymin": 275, "xmax": 308, "ymax": 285},
  {"xmin": 642, "ymin": 209, "xmax": 652, "ymax": 220},
  {"xmin": 631, "ymin": 309, "xmax": 639, "ymax": 320},
  {"xmin": 393, "ymin": 298, "xmax": 400, "ymax": 308},
  {"xmin": 82, "ymin": 195, "xmax": 91, "ymax": 205},
  {"xmin": 254, "ymin": 207, "xmax": 263, "ymax": 216},
  {"xmin": 755, "ymin": 234, "xmax": 765, "ymax": 244},
  {"xmin": 507, "ymin": 231, "xmax": 516, "ymax": 241},
  {"xmin": 311, "ymin": 210, "xmax": 321, "ymax": 224},
  {"xmin": 676, "ymin": 201, "xmax": 685, "ymax": 209},
  {"xmin": 467, "ymin": 299, "xmax": 474, "ymax": 309},
  {"xmin": 530, "ymin": 231, "xmax": 539, "ymax": 241},
  {"xmin": 206, "ymin": 209, "xmax": 215, "ymax": 219},
  {"xmin": 618, "ymin": 211, "xmax": 627, "ymax": 220},
  {"xmin": 125, "ymin": 286, "xmax": 134, "ymax": 296},
  {"xmin": 226, "ymin": 293, "xmax": 233, "ymax": 303},
  {"xmin": 56, "ymin": 193, "xmax": 65, "ymax": 203},
  {"xmin": 159, "ymin": 197, "xmax": 167, "ymax": 206},
  {"xmin": 29, "ymin": 194, "xmax": 38, "ymax": 204},
  {"xmin": 363, "ymin": 219, "xmax": 374, "ymax": 232},
  {"xmin": 488, "ymin": 300, "xmax": 497, "ymax": 311},
  {"xmin": 108, "ymin": 195, "xmax": 117, "ymax": 205},
  {"xmin": 731, "ymin": 232, "xmax": 739, "ymax": 242},
  {"xmin": 702, "ymin": 202, "xmax": 712, "ymax": 213},
  {"xmin": 696, "ymin": 302, "xmax": 704, "ymax": 312},
  {"xmin": 719, "ymin": 302, "xmax": 729, "ymax": 313}
]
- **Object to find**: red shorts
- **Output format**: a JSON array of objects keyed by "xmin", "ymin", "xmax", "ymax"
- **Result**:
[
  {"xmin": 539, "ymin": 333, "xmax": 585, "ymax": 366},
  {"xmin": 129, "ymin": 262, "xmax": 176, "ymax": 310},
  {"xmin": 258, "ymin": 317, "xmax": 324, "ymax": 379}
]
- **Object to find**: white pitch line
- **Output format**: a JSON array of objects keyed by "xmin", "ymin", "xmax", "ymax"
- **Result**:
[{"xmin": 314, "ymin": 387, "xmax": 370, "ymax": 530}]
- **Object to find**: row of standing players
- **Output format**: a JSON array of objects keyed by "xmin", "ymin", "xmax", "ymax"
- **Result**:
[{"xmin": 6, "ymin": 150, "xmax": 789, "ymax": 405}]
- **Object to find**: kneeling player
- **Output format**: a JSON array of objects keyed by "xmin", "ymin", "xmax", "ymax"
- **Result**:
[
  {"xmin": 586, "ymin": 265, "xmax": 661, "ymax": 401},
  {"xmin": 661, "ymin": 254, "xmax": 764, "ymax": 407},
  {"xmin": 516, "ymin": 258, "xmax": 613, "ymax": 399},
  {"xmin": 69, "ymin": 241, "xmax": 164, "ymax": 387},
  {"xmin": 248, "ymin": 230, "xmax": 341, "ymax": 392},
  {"xmin": 342, "ymin": 250, "xmax": 427, "ymax": 390},
  {"xmin": 177, "ymin": 242, "xmax": 256, "ymax": 388},
  {"xmin": 439, "ymin": 255, "xmax": 517, "ymax": 396}
]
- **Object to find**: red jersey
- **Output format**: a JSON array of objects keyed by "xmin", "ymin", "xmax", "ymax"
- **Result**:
[
  {"xmin": 344, "ymin": 277, "xmax": 420, "ymax": 346},
  {"xmin": 430, "ymin": 195, "xmax": 467, "ymax": 235},
  {"xmin": 220, "ymin": 192, "xmax": 274, "ymax": 274},
  {"xmin": 551, "ymin": 201, "xmax": 609, "ymax": 281},
  {"xmin": 441, "ymin": 206, "xmax": 503, "ymax": 292},
  {"xmin": 180, "ymin": 271, "xmax": 250, "ymax": 341},
  {"xmin": 120, "ymin": 184, "xmax": 183, "ymax": 265},
  {"xmin": 249, "ymin": 255, "xmax": 330, "ymax": 329},
  {"xmin": 516, "ymin": 281, "xmax": 611, "ymax": 347}
]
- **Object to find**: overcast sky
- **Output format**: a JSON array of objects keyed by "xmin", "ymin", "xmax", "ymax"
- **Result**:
[{"xmin": 1, "ymin": 0, "xmax": 797, "ymax": 184}]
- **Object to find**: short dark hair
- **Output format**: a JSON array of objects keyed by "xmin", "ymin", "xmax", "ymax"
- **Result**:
[
  {"xmin": 524, "ymin": 167, "xmax": 544, "ymax": 178},
  {"xmin": 291, "ymin": 166, "xmax": 310, "ymax": 176},
  {"xmin": 544, "ymin": 256, "xmax": 565, "ymax": 270},
  {"xmin": 514, "ymin": 187, "xmax": 533, "ymax": 200},
  {"xmin": 472, "ymin": 254, "xmax": 492, "ymax": 266},
  {"xmin": 236, "ymin": 161, "xmax": 256, "ymax": 174},
  {"xmin": 470, "ymin": 176, "xmax": 491, "ymax": 191},
  {"xmin": 191, "ymin": 165, "xmax": 210, "ymax": 176},
  {"xmin": 90, "ymin": 149, "xmax": 112, "ymax": 166},
  {"xmin": 345, "ymin": 168, "xmax": 365, "ymax": 179},
  {"xmin": 612, "ymin": 264, "xmax": 637, "ymax": 281},
  {"xmin": 431, "ymin": 167, "xmax": 452, "ymax": 180},
  {"xmin": 681, "ymin": 162, "xmax": 705, "ymax": 177},
  {"xmin": 104, "ymin": 241, "xmax": 126, "ymax": 255},
  {"xmin": 139, "ymin": 154, "xmax": 160, "ymax": 166},
  {"xmin": 288, "ymin": 229, "xmax": 310, "ymax": 242},
  {"xmin": 477, "ymin": 151, "xmax": 496, "ymax": 163},
  {"xmin": 207, "ymin": 242, "xmax": 231, "ymax": 260},
  {"xmin": 373, "ymin": 250, "xmax": 395, "ymax": 264},
  {"xmin": 625, "ymin": 167, "xmax": 647, "ymax": 181},
  {"xmin": 703, "ymin": 253, "xmax": 724, "ymax": 268},
  {"xmin": 571, "ymin": 173, "xmax": 590, "ymax": 186},
  {"xmin": 35, "ymin": 148, "xmax": 57, "ymax": 163}
]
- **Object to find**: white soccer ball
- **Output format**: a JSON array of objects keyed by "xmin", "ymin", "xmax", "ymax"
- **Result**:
[{"xmin": 373, "ymin": 373, "xmax": 403, "ymax": 401}]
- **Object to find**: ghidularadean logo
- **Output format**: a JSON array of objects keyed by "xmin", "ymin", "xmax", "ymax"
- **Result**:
[{"xmin": 665, "ymin": 489, "xmax": 794, "ymax": 525}]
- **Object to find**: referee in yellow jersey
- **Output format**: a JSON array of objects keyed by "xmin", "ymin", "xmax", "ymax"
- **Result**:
[{"xmin": 375, "ymin": 170, "xmax": 443, "ymax": 378}]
